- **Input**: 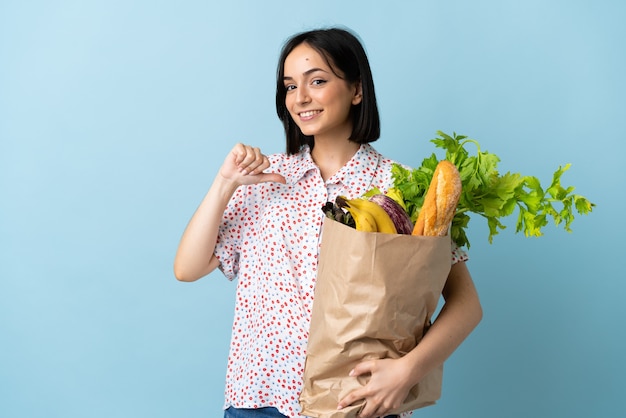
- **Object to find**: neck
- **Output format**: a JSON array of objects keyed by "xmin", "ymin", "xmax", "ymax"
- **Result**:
[{"xmin": 311, "ymin": 138, "xmax": 361, "ymax": 181}]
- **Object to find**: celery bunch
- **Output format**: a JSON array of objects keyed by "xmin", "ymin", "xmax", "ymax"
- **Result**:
[{"xmin": 391, "ymin": 131, "xmax": 595, "ymax": 248}]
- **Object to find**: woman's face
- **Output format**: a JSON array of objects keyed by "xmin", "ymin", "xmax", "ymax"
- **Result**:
[{"xmin": 282, "ymin": 43, "xmax": 362, "ymax": 142}]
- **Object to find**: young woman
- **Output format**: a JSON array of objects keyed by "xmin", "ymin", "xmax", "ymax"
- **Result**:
[{"xmin": 174, "ymin": 27, "xmax": 482, "ymax": 418}]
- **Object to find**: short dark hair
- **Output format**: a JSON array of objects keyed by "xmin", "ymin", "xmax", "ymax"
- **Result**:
[{"xmin": 275, "ymin": 27, "xmax": 380, "ymax": 155}]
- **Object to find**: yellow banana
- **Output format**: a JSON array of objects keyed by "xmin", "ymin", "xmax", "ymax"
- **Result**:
[
  {"xmin": 344, "ymin": 203, "xmax": 378, "ymax": 232},
  {"xmin": 336, "ymin": 195, "xmax": 377, "ymax": 232},
  {"xmin": 345, "ymin": 197, "xmax": 398, "ymax": 234}
]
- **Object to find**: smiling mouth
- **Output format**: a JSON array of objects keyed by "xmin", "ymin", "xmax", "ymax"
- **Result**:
[{"xmin": 299, "ymin": 110, "xmax": 322, "ymax": 119}]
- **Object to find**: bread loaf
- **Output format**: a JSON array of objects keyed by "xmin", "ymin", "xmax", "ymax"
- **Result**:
[{"xmin": 412, "ymin": 160, "xmax": 462, "ymax": 237}]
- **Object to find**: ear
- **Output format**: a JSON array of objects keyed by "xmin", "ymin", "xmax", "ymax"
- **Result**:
[{"xmin": 352, "ymin": 80, "xmax": 363, "ymax": 105}]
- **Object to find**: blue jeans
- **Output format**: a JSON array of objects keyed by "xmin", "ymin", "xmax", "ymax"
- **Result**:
[
  {"xmin": 224, "ymin": 407, "xmax": 287, "ymax": 418},
  {"xmin": 224, "ymin": 406, "xmax": 398, "ymax": 418}
]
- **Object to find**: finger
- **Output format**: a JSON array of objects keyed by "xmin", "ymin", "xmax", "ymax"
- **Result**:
[
  {"xmin": 350, "ymin": 360, "xmax": 375, "ymax": 377},
  {"xmin": 257, "ymin": 172, "xmax": 287, "ymax": 184},
  {"xmin": 245, "ymin": 155, "xmax": 271, "ymax": 175},
  {"xmin": 247, "ymin": 146, "xmax": 264, "ymax": 166},
  {"xmin": 371, "ymin": 404, "xmax": 390, "ymax": 418},
  {"xmin": 357, "ymin": 400, "xmax": 381, "ymax": 418},
  {"xmin": 337, "ymin": 388, "xmax": 367, "ymax": 411},
  {"xmin": 238, "ymin": 147, "xmax": 265, "ymax": 173},
  {"xmin": 232, "ymin": 143, "xmax": 248, "ymax": 165},
  {"xmin": 232, "ymin": 144, "xmax": 254, "ymax": 166}
]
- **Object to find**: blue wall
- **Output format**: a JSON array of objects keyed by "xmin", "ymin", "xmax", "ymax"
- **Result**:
[{"xmin": 1, "ymin": 1, "xmax": 624, "ymax": 417}]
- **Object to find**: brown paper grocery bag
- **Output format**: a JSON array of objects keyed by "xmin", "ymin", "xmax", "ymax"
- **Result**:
[{"xmin": 299, "ymin": 218, "xmax": 452, "ymax": 418}]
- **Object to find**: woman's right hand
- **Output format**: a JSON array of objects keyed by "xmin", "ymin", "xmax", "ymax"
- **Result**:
[
  {"xmin": 220, "ymin": 143, "xmax": 286, "ymax": 186},
  {"xmin": 174, "ymin": 143, "xmax": 285, "ymax": 282}
]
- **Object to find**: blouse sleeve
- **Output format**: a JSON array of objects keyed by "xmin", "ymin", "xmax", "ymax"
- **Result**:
[
  {"xmin": 214, "ymin": 186, "xmax": 247, "ymax": 280},
  {"xmin": 451, "ymin": 241, "xmax": 469, "ymax": 264}
]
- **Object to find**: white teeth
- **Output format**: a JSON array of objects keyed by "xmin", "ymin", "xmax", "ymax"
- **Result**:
[{"xmin": 300, "ymin": 110, "xmax": 320, "ymax": 118}]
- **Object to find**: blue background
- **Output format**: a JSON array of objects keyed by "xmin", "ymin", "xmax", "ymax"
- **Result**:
[{"xmin": 1, "ymin": 1, "xmax": 624, "ymax": 417}]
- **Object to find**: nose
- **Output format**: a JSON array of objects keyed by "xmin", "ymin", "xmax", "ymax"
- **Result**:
[{"xmin": 295, "ymin": 85, "xmax": 310, "ymax": 105}]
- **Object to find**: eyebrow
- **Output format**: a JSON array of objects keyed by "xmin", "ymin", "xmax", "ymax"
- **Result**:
[{"xmin": 283, "ymin": 67, "xmax": 329, "ymax": 81}]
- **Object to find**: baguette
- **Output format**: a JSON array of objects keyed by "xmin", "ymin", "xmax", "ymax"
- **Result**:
[{"xmin": 412, "ymin": 160, "xmax": 462, "ymax": 237}]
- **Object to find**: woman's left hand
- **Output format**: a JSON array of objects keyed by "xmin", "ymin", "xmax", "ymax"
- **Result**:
[{"xmin": 337, "ymin": 357, "xmax": 413, "ymax": 418}]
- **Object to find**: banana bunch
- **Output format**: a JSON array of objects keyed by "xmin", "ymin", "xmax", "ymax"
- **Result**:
[{"xmin": 333, "ymin": 195, "xmax": 397, "ymax": 234}]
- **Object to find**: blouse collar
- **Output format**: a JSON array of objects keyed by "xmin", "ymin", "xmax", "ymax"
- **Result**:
[{"xmin": 288, "ymin": 144, "xmax": 381, "ymax": 191}]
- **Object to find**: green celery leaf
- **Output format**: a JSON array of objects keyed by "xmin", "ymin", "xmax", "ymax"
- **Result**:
[
  {"xmin": 391, "ymin": 132, "xmax": 595, "ymax": 248},
  {"xmin": 574, "ymin": 195, "xmax": 594, "ymax": 214}
]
